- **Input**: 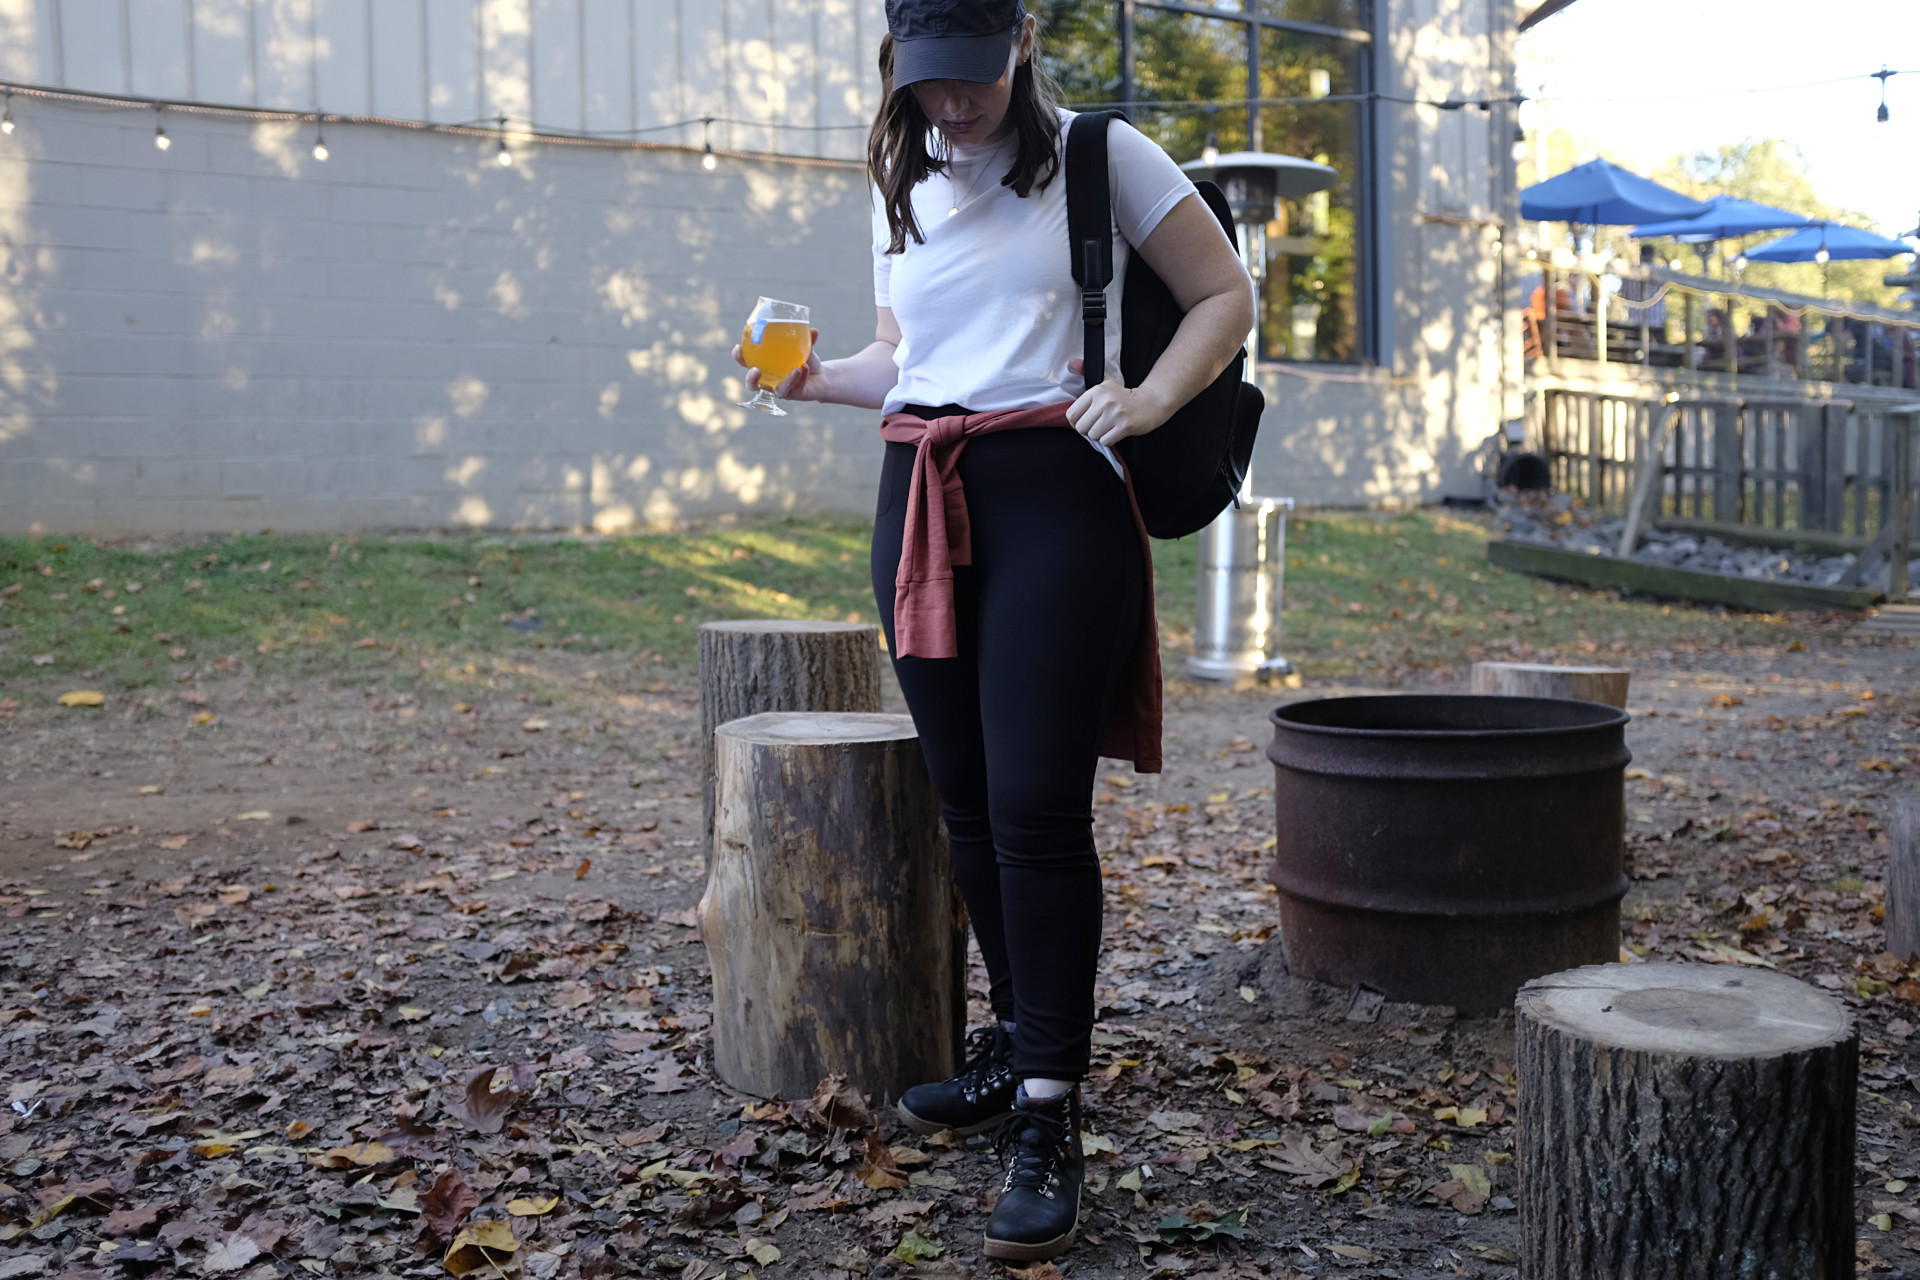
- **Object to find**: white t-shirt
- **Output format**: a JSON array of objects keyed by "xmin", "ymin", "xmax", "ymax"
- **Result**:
[{"xmin": 872, "ymin": 110, "xmax": 1199, "ymax": 423}]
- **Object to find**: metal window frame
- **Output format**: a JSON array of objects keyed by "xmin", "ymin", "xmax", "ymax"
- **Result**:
[{"xmin": 1116, "ymin": 0, "xmax": 1378, "ymax": 363}]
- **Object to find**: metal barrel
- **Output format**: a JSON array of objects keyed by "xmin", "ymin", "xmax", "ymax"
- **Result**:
[
  {"xmin": 1182, "ymin": 497, "xmax": 1293, "ymax": 682},
  {"xmin": 1267, "ymin": 694, "xmax": 1631, "ymax": 1012}
]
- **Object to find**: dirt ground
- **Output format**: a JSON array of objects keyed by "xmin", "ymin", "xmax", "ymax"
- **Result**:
[{"xmin": 2, "ymin": 616, "xmax": 1919, "ymax": 1279}]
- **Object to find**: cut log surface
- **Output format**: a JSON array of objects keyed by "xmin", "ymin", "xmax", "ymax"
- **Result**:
[
  {"xmin": 1890, "ymin": 797, "xmax": 1920, "ymax": 961},
  {"xmin": 1471, "ymin": 660, "xmax": 1630, "ymax": 708},
  {"xmin": 697, "ymin": 621, "xmax": 883, "ymax": 861},
  {"xmin": 699, "ymin": 711, "xmax": 962, "ymax": 1102},
  {"xmin": 1517, "ymin": 962, "xmax": 1857, "ymax": 1280}
]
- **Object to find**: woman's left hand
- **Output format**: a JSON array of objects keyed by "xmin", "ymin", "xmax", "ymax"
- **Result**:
[{"xmin": 1065, "ymin": 358, "xmax": 1173, "ymax": 448}]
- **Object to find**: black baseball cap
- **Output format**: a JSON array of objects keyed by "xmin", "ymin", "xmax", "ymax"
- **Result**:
[{"xmin": 886, "ymin": 0, "xmax": 1029, "ymax": 88}]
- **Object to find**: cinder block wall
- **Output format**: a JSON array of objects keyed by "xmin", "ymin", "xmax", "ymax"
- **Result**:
[{"xmin": 0, "ymin": 101, "xmax": 886, "ymax": 536}]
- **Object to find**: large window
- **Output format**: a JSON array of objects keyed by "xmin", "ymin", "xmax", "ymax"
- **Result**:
[{"xmin": 1035, "ymin": 1, "xmax": 1373, "ymax": 363}]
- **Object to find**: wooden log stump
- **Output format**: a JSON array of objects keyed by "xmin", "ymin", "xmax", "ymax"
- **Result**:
[
  {"xmin": 1517, "ymin": 962, "xmax": 1857, "ymax": 1280},
  {"xmin": 1471, "ymin": 660, "xmax": 1630, "ymax": 708},
  {"xmin": 1890, "ymin": 797, "xmax": 1920, "ymax": 961},
  {"xmin": 698, "ymin": 711, "xmax": 963, "ymax": 1102},
  {"xmin": 698, "ymin": 621, "xmax": 884, "ymax": 863}
]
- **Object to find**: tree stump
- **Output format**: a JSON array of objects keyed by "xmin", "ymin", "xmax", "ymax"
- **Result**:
[
  {"xmin": 1889, "ymin": 797, "xmax": 1920, "ymax": 961},
  {"xmin": 1471, "ymin": 660, "xmax": 1630, "ymax": 708},
  {"xmin": 1516, "ymin": 962, "xmax": 1857, "ymax": 1280},
  {"xmin": 698, "ymin": 711, "xmax": 963, "ymax": 1102},
  {"xmin": 698, "ymin": 621, "xmax": 884, "ymax": 863}
]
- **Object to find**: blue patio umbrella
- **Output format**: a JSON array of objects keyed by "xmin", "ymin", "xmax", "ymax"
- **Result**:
[
  {"xmin": 1630, "ymin": 195, "xmax": 1814, "ymax": 242},
  {"xmin": 1520, "ymin": 158, "xmax": 1707, "ymax": 225},
  {"xmin": 1741, "ymin": 222, "xmax": 1916, "ymax": 263}
]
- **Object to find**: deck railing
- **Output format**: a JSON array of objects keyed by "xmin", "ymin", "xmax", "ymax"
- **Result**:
[
  {"xmin": 1538, "ymin": 388, "xmax": 1920, "ymax": 599},
  {"xmin": 1526, "ymin": 259, "xmax": 1920, "ymax": 390}
]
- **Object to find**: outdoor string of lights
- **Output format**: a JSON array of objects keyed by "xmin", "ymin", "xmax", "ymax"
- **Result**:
[{"xmin": 0, "ymin": 66, "xmax": 1908, "ymax": 171}]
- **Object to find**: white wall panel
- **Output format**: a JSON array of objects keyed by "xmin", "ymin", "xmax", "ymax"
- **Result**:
[
  {"xmin": 194, "ymin": 0, "xmax": 257, "ymax": 104},
  {"xmin": 676, "ymin": 0, "xmax": 724, "ymax": 148},
  {"xmin": 479, "ymin": 0, "xmax": 529, "ymax": 124},
  {"xmin": 818, "ymin": 0, "xmax": 864, "ymax": 163},
  {"xmin": 634, "ymin": 0, "xmax": 686, "ymax": 145},
  {"xmin": 580, "ymin": 0, "xmax": 628, "ymax": 134},
  {"xmin": 530, "ymin": 0, "xmax": 578, "ymax": 129},
  {"xmin": 369, "ymin": 0, "xmax": 425, "ymax": 120},
  {"xmin": 127, "ymin": 0, "xmax": 190, "ymax": 99},
  {"xmin": 58, "ymin": 0, "xmax": 124, "ymax": 92},
  {"xmin": 313, "ymin": 0, "xmax": 370, "ymax": 115},
  {"xmin": 770, "ymin": 0, "xmax": 814, "ymax": 157},
  {"xmin": 725, "ymin": 0, "xmax": 776, "ymax": 154},
  {"xmin": 257, "ymin": 0, "xmax": 315, "ymax": 109},
  {"xmin": 424, "ymin": 0, "xmax": 476, "ymax": 122},
  {"xmin": 2, "ymin": 0, "xmax": 55, "ymax": 84}
]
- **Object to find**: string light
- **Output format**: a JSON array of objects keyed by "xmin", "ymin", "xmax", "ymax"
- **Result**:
[
  {"xmin": 153, "ymin": 104, "xmax": 169, "ymax": 151},
  {"xmin": 311, "ymin": 115, "xmax": 328, "ymax": 161},
  {"xmin": 2, "ymin": 91, "xmax": 13, "ymax": 135},
  {"xmin": 495, "ymin": 115, "xmax": 512, "ymax": 166},
  {"xmin": 700, "ymin": 116, "xmax": 717, "ymax": 170},
  {"xmin": 1815, "ymin": 247, "xmax": 1831, "ymax": 264},
  {"xmin": 1873, "ymin": 67, "xmax": 1895, "ymax": 123}
]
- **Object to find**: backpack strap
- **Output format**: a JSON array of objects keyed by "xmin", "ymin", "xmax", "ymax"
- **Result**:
[{"xmin": 1066, "ymin": 111, "xmax": 1122, "ymax": 387}]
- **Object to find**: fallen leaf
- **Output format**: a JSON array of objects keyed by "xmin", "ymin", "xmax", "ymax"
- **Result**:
[
  {"xmin": 444, "ymin": 1064, "xmax": 532, "ymax": 1135},
  {"xmin": 234, "ymin": 811, "xmax": 272, "ymax": 822},
  {"xmin": 806, "ymin": 1072, "xmax": 871, "ymax": 1131},
  {"xmin": 101, "ymin": 1204, "xmax": 164, "ymax": 1236},
  {"xmin": 891, "ymin": 1229, "xmax": 944, "ymax": 1263},
  {"xmin": 284, "ymin": 1120, "xmax": 313, "ymax": 1140},
  {"xmin": 308, "ymin": 1140, "xmax": 395, "ymax": 1168},
  {"xmin": 57, "ymin": 691, "xmax": 104, "ymax": 707},
  {"xmin": 858, "ymin": 1133, "xmax": 909, "ymax": 1189},
  {"xmin": 505, "ymin": 1196, "xmax": 558, "ymax": 1217},
  {"xmin": 443, "ymin": 1220, "xmax": 519, "ymax": 1277},
  {"xmin": 421, "ymin": 1167, "xmax": 480, "ymax": 1239},
  {"xmin": 745, "ymin": 1241, "xmax": 781, "ymax": 1267},
  {"xmin": 203, "ymin": 1233, "xmax": 261, "ymax": 1273},
  {"xmin": 396, "ymin": 1006, "xmax": 432, "ymax": 1022},
  {"xmin": 157, "ymin": 835, "xmax": 190, "ymax": 850},
  {"xmin": 1266, "ymin": 1133, "xmax": 1351, "ymax": 1188},
  {"xmin": 1238, "ymin": 985, "xmax": 1259, "ymax": 1003},
  {"xmin": 522, "ymin": 717, "xmax": 550, "ymax": 732}
]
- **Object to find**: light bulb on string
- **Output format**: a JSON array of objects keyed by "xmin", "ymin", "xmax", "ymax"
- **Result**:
[
  {"xmin": 700, "ymin": 117, "xmax": 718, "ymax": 171},
  {"xmin": 2, "ymin": 92, "xmax": 13, "ymax": 136},
  {"xmin": 153, "ymin": 105, "xmax": 170, "ymax": 151},
  {"xmin": 1873, "ymin": 67, "xmax": 1895, "ymax": 123},
  {"xmin": 311, "ymin": 116, "xmax": 328, "ymax": 161},
  {"xmin": 495, "ymin": 115, "xmax": 513, "ymax": 166},
  {"xmin": 1815, "ymin": 247, "xmax": 1830, "ymax": 264}
]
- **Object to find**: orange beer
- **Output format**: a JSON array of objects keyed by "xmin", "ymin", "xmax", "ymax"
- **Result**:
[{"xmin": 740, "ymin": 319, "xmax": 813, "ymax": 386}]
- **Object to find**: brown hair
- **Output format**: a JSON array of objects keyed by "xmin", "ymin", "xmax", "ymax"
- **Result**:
[{"xmin": 867, "ymin": 32, "xmax": 1064, "ymax": 255}]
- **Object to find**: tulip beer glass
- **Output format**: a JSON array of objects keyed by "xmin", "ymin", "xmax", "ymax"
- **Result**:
[{"xmin": 738, "ymin": 297, "xmax": 812, "ymax": 416}]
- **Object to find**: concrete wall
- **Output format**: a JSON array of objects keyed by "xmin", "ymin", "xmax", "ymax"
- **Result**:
[{"xmin": 0, "ymin": 98, "xmax": 885, "ymax": 535}]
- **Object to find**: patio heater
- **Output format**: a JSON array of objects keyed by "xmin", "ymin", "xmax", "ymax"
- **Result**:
[{"xmin": 1176, "ymin": 152, "xmax": 1339, "ymax": 683}]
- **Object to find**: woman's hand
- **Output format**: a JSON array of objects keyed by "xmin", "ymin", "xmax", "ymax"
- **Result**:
[
  {"xmin": 733, "ymin": 327, "xmax": 829, "ymax": 404},
  {"xmin": 1065, "ymin": 357, "xmax": 1174, "ymax": 447}
]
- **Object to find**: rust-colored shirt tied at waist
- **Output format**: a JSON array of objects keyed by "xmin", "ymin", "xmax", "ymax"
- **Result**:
[{"xmin": 878, "ymin": 403, "xmax": 1163, "ymax": 773}]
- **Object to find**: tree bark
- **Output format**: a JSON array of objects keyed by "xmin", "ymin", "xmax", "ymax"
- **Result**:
[
  {"xmin": 698, "ymin": 621, "xmax": 884, "ymax": 863},
  {"xmin": 1471, "ymin": 660, "xmax": 1631, "ymax": 708},
  {"xmin": 698, "ymin": 711, "xmax": 964, "ymax": 1102},
  {"xmin": 1889, "ymin": 797, "xmax": 1920, "ymax": 961},
  {"xmin": 1516, "ymin": 962, "xmax": 1856, "ymax": 1280}
]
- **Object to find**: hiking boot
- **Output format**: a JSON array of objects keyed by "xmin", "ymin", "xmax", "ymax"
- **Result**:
[
  {"xmin": 982, "ymin": 1085, "xmax": 1084, "ymax": 1261},
  {"xmin": 894, "ymin": 1025, "xmax": 1017, "ymax": 1137}
]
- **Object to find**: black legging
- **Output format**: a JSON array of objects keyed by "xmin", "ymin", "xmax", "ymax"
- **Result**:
[{"xmin": 870, "ymin": 412, "xmax": 1147, "ymax": 1080}]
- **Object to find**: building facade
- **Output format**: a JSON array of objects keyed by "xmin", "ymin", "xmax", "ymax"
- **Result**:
[{"xmin": 0, "ymin": 0, "xmax": 1519, "ymax": 535}]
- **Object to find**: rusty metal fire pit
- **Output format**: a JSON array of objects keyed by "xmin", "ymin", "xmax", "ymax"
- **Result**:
[{"xmin": 1267, "ymin": 695, "xmax": 1630, "ymax": 1012}]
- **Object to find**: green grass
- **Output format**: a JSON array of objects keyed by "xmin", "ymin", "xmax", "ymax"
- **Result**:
[{"xmin": 0, "ymin": 510, "xmax": 1813, "ymax": 689}]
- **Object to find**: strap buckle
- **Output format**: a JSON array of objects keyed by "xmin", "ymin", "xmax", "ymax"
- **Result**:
[{"xmin": 1081, "ymin": 289, "xmax": 1107, "ymax": 323}]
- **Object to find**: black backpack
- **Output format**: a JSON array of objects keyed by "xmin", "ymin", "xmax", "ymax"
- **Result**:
[{"xmin": 1065, "ymin": 111, "xmax": 1263, "ymax": 541}]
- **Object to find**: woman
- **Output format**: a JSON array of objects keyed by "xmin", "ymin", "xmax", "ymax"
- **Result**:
[{"xmin": 733, "ymin": 0, "xmax": 1252, "ymax": 1261}]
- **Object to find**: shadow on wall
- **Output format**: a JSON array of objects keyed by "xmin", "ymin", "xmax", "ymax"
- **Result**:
[{"xmin": 0, "ymin": 100, "xmax": 883, "ymax": 537}]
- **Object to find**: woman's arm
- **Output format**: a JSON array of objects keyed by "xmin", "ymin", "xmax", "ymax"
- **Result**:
[
  {"xmin": 734, "ymin": 308, "xmax": 904, "ymax": 412},
  {"xmin": 1065, "ymin": 193, "xmax": 1255, "ymax": 448}
]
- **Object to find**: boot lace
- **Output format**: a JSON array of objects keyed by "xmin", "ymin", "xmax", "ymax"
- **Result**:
[
  {"xmin": 993, "ymin": 1095, "xmax": 1076, "ymax": 1199},
  {"xmin": 954, "ymin": 1027, "xmax": 1011, "ymax": 1103}
]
